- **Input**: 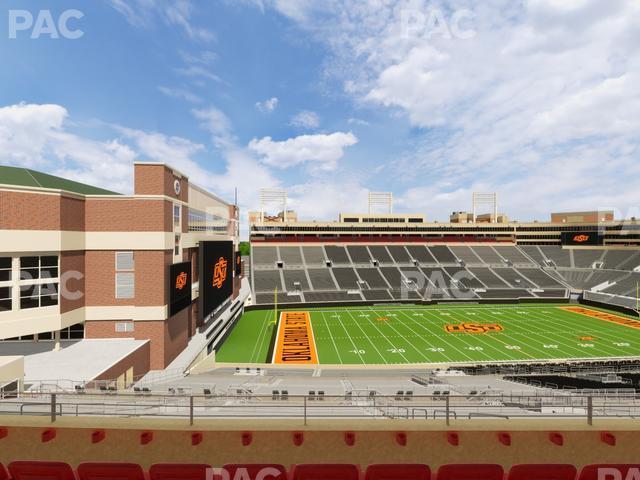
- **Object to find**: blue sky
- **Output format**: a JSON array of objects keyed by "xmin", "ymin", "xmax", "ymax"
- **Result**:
[{"xmin": 1, "ymin": 0, "xmax": 639, "ymax": 233}]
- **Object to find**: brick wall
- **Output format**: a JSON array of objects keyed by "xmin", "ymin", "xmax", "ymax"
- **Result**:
[
  {"xmin": 85, "ymin": 250, "xmax": 169, "ymax": 307},
  {"xmin": 85, "ymin": 311, "xmax": 189, "ymax": 369},
  {"xmin": 0, "ymin": 191, "xmax": 61, "ymax": 230},
  {"xmin": 60, "ymin": 251, "xmax": 86, "ymax": 313},
  {"xmin": 85, "ymin": 198, "xmax": 170, "ymax": 232},
  {"xmin": 134, "ymin": 164, "xmax": 188, "ymax": 204},
  {"xmin": 94, "ymin": 341, "xmax": 151, "ymax": 382}
]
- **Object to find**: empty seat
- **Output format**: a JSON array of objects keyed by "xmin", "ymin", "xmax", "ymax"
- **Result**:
[
  {"xmin": 9, "ymin": 461, "xmax": 76, "ymax": 480},
  {"xmin": 292, "ymin": 464, "xmax": 360, "ymax": 480},
  {"xmin": 222, "ymin": 465, "xmax": 287, "ymax": 479},
  {"xmin": 437, "ymin": 464, "xmax": 504, "ymax": 480},
  {"xmin": 149, "ymin": 464, "xmax": 212, "ymax": 480},
  {"xmin": 78, "ymin": 463, "xmax": 145, "ymax": 480},
  {"xmin": 366, "ymin": 464, "xmax": 430, "ymax": 480},
  {"xmin": 0, "ymin": 464, "xmax": 7, "ymax": 480},
  {"xmin": 578, "ymin": 465, "xmax": 640, "ymax": 480},
  {"xmin": 508, "ymin": 464, "xmax": 577, "ymax": 480}
]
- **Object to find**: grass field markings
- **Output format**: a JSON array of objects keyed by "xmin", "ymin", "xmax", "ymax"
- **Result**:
[
  {"xmin": 486, "ymin": 308, "xmax": 615, "ymax": 360},
  {"xmin": 541, "ymin": 308, "xmax": 640, "ymax": 357},
  {"xmin": 519, "ymin": 308, "xmax": 632, "ymax": 359},
  {"xmin": 395, "ymin": 309, "xmax": 460, "ymax": 363},
  {"xmin": 343, "ymin": 309, "xmax": 390, "ymax": 364},
  {"xmin": 249, "ymin": 309, "xmax": 271, "ymax": 363},
  {"xmin": 292, "ymin": 304, "xmax": 570, "ymax": 314},
  {"xmin": 451, "ymin": 309, "xmax": 537, "ymax": 361},
  {"xmin": 361, "ymin": 306, "xmax": 413, "ymax": 363},
  {"xmin": 415, "ymin": 309, "xmax": 493, "ymax": 362},
  {"xmin": 318, "ymin": 311, "xmax": 344, "ymax": 364},
  {"xmin": 368, "ymin": 309, "xmax": 434, "ymax": 363},
  {"xmin": 329, "ymin": 313, "xmax": 368, "ymax": 364},
  {"xmin": 477, "ymin": 309, "xmax": 585, "ymax": 360}
]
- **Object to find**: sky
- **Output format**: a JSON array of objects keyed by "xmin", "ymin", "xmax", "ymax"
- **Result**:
[{"xmin": 0, "ymin": 0, "xmax": 639, "ymax": 236}]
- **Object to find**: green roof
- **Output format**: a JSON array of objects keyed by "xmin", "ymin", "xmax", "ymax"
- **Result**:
[{"xmin": 0, "ymin": 166, "xmax": 120, "ymax": 196}]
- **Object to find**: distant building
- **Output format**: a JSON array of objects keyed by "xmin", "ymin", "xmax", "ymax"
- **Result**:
[{"xmin": 551, "ymin": 211, "xmax": 614, "ymax": 223}]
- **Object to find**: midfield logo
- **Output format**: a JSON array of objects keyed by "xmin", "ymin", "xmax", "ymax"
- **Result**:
[
  {"xmin": 445, "ymin": 323, "xmax": 503, "ymax": 334},
  {"xmin": 213, "ymin": 257, "xmax": 228, "ymax": 289}
]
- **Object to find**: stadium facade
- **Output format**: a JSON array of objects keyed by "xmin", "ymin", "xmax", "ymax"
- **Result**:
[{"xmin": 0, "ymin": 163, "xmax": 243, "ymax": 381}]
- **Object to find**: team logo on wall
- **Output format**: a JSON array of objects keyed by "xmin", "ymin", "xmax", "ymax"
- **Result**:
[
  {"xmin": 445, "ymin": 323, "xmax": 503, "ymax": 334},
  {"xmin": 175, "ymin": 271, "xmax": 188, "ymax": 290},
  {"xmin": 573, "ymin": 234, "xmax": 590, "ymax": 243},
  {"xmin": 213, "ymin": 257, "xmax": 228, "ymax": 288}
]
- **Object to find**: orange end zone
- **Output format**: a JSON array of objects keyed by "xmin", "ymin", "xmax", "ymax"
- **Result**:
[
  {"xmin": 273, "ymin": 311, "xmax": 318, "ymax": 364},
  {"xmin": 559, "ymin": 306, "xmax": 640, "ymax": 330}
]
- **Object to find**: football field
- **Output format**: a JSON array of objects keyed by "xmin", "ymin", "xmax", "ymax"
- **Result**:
[{"xmin": 215, "ymin": 304, "xmax": 640, "ymax": 365}]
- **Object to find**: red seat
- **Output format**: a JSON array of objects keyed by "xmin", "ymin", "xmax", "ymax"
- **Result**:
[
  {"xmin": 149, "ymin": 464, "xmax": 211, "ymax": 480},
  {"xmin": 222, "ymin": 465, "xmax": 287, "ymax": 479},
  {"xmin": 508, "ymin": 464, "xmax": 577, "ymax": 480},
  {"xmin": 578, "ymin": 465, "xmax": 640, "ymax": 480},
  {"xmin": 0, "ymin": 464, "xmax": 9, "ymax": 480},
  {"xmin": 9, "ymin": 461, "xmax": 76, "ymax": 480},
  {"xmin": 437, "ymin": 464, "xmax": 504, "ymax": 480},
  {"xmin": 291, "ymin": 464, "xmax": 360, "ymax": 480},
  {"xmin": 366, "ymin": 464, "xmax": 431, "ymax": 480},
  {"xmin": 77, "ymin": 463, "xmax": 145, "ymax": 480}
]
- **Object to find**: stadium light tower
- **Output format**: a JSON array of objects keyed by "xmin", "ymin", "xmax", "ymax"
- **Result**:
[
  {"xmin": 259, "ymin": 188, "xmax": 287, "ymax": 222},
  {"xmin": 369, "ymin": 192, "xmax": 393, "ymax": 214},
  {"xmin": 472, "ymin": 192, "xmax": 498, "ymax": 223}
]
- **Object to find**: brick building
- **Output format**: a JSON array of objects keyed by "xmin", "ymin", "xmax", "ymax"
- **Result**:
[{"xmin": 0, "ymin": 163, "xmax": 240, "ymax": 378}]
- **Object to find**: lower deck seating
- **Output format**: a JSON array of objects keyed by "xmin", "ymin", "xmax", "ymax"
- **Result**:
[
  {"xmin": 304, "ymin": 291, "xmax": 362, "ymax": 302},
  {"xmin": 2, "ymin": 461, "xmax": 635, "ymax": 480}
]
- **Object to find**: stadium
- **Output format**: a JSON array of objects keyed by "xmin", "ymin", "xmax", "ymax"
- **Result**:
[{"xmin": 2, "ymin": 168, "xmax": 640, "ymax": 477}]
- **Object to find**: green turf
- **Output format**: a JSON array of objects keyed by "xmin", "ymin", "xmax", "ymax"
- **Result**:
[{"xmin": 215, "ymin": 304, "xmax": 640, "ymax": 365}]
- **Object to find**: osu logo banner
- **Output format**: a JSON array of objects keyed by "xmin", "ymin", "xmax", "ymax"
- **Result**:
[
  {"xmin": 561, "ymin": 231, "xmax": 601, "ymax": 246},
  {"xmin": 169, "ymin": 262, "xmax": 191, "ymax": 316},
  {"xmin": 175, "ymin": 271, "xmax": 188, "ymax": 290},
  {"xmin": 573, "ymin": 234, "xmax": 590, "ymax": 243},
  {"xmin": 213, "ymin": 256, "xmax": 228, "ymax": 289},
  {"xmin": 446, "ymin": 323, "xmax": 503, "ymax": 334},
  {"xmin": 198, "ymin": 241, "xmax": 233, "ymax": 320}
]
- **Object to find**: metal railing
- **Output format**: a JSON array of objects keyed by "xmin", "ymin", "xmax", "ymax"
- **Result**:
[{"xmin": 1, "ymin": 391, "xmax": 640, "ymax": 426}]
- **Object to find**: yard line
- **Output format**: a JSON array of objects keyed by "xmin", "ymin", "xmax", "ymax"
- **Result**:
[
  {"xmin": 530, "ymin": 308, "xmax": 640, "ymax": 358},
  {"xmin": 417, "ymin": 309, "xmax": 496, "ymax": 362},
  {"xmin": 319, "ymin": 311, "xmax": 345, "ymax": 364},
  {"xmin": 359, "ymin": 306, "xmax": 412, "ymax": 363},
  {"xmin": 328, "ymin": 312, "xmax": 367, "ymax": 364},
  {"xmin": 249, "ymin": 309, "xmax": 271, "ymax": 363},
  {"xmin": 395, "ymin": 309, "xmax": 461, "ymax": 363},
  {"xmin": 450, "ymin": 309, "xmax": 532, "ymax": 361},
  {"xmin": 344, "ymin": 309, "xmax": 389, "ymax": 364},
  {"xmin": 368, "ymin": 309, "xmax": 433, "ymax": 363}
]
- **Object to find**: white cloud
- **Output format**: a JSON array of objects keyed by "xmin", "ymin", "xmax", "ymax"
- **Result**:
[
  {"xmin": 255, "ymin": 97, "xmax": 279, "ymax": 113},
  {"xmin": 251, "ymin": 0, "xmax": 640, "ymax": 221},
  {"xmin": 109, "ymin": 0, "xmax": 215, "ymax": 42},
  {"xmin": 158, "ymin": 86, "xmax": 202, "ymax": 103},
  {"xmin": 290, "ymin": 110, "xmax": 320, "ymax": 129},
  {"xmin": 248, "ymin": 132, "xmax": 358, "ymax": 171}
]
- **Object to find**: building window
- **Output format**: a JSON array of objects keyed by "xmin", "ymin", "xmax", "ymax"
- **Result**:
[
  {"xmin": 115, "ymin": 273, "xmax": 134, "ymax": 299},
  {"xmin": 174, "ymin": 204, "xmax": 181, "ymax": 228},
  {"xmin": 175, "ymin": 234, "xmax": 181, "ymax": 256},
  {"xmin": 115, "ymin": 322, "xmax": 134, "ymax": 333},
  {"xmin": 0, "ymin": 258, "xmax": 11, "ymax": 282},
  {"xmin": 115, "ymin": 252, "xmax": 134, "ymax": 299},
  {"xmin": 0, "ymin": 287, "xmax": 11, "ymax": 312},
  {"xmin": 20, "ymin": 283, "xmax": 58, "ymax": 310},
  {"xmin": 115, "ymin": 252, "xmax": 134, "ymax": 271}
]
